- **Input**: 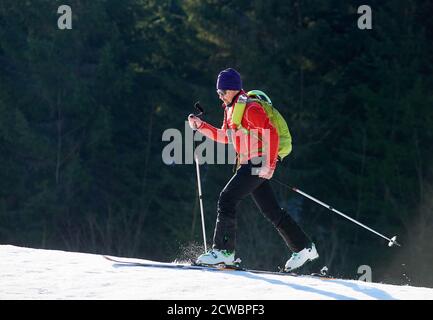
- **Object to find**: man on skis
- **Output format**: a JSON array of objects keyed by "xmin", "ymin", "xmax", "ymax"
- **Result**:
[{"xmin": 187, "ymin": 68, "xmax": 318, "ymax": 272}]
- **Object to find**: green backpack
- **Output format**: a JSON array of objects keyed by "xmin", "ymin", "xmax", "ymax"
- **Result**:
[{"xmin": 231, "ymin": 90, "xmax": 292, "ymax": 160}]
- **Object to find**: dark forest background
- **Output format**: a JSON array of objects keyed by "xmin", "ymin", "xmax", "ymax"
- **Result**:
[{"xmin": 1, "ymin": 0, "xmax": 432, "ymax": 287}]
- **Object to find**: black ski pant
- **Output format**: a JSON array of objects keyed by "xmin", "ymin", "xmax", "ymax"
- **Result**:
[{"xmin": 212, "ymin": 159, "xmax": 312, "ymax": 253}]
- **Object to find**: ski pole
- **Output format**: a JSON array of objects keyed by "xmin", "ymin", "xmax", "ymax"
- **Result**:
[
  {"xmin": 273, "ymin": 178, "xmax": 401, "ymax": 247},
  {"xmin": 193, "ymin": 102, "xmax": 207, "ymax": 253}
]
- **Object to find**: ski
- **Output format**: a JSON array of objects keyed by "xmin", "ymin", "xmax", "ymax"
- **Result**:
[
  {"xmin": 103, "ymin": 255, "xmax": 234, "ymax": 273},
  {"xmin": 103, "ymin": 255, "xmax": 335, "ymax": 279}
]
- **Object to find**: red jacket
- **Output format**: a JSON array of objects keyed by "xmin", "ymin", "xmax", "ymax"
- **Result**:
[{"xmin": 198, "ymin": 90, "xmax": 279, "ymax": 169}]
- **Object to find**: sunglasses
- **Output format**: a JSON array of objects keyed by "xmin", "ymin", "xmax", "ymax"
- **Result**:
[{"xmin": 216, "ymin": 89, "xmax": 227, "ymax": 96}]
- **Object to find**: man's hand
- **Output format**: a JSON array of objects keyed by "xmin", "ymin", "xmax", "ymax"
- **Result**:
[
  {"xmin": 257, "ymin": 166, "xmax": 275, "ymax": 179},
  {"xmin": 188, "ymin": 114, "xmax": 203, "ymax": 130}
]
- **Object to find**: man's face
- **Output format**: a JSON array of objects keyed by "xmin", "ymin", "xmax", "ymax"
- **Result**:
[{"xmin": 217, "ymin": 89, "xmax": 239, "ymax": 105}]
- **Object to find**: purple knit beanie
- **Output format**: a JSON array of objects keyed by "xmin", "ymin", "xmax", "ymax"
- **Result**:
[{"xmin": 216, "ymin": 68, "xmax": 242, "ymax": 90}]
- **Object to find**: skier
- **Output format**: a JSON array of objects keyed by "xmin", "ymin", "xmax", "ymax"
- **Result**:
[{"xmin": 187, "ymin": 68, "xmax": 318, "ymax": 271}]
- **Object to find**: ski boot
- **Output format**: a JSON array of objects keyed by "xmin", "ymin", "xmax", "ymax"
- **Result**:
[
  {"xmin": 195, "ymin": 249, "xmax": 239, "ymax": 267},
  {"xmin": 284, "ymin": 243, "xmax": 319, "ymax": 272}
]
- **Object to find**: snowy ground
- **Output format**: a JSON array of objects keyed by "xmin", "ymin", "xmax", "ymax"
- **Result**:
[{"xmin": 1, "ymin": 245, "xmax": 433, "ymax": 300}]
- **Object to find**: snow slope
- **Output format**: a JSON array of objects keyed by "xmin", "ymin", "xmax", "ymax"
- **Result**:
[{"xmin": 1, "ymin": 245, "xmax": 432, "ymax": 300}]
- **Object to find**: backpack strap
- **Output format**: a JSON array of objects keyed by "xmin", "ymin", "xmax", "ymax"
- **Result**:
[
  {"xmin": 232, "ymin": 97, "xmax": 268, "ymax": 161},
  {"xmin": 231, "ymin": 94, "xmax": 248, "ymax": 128}
]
